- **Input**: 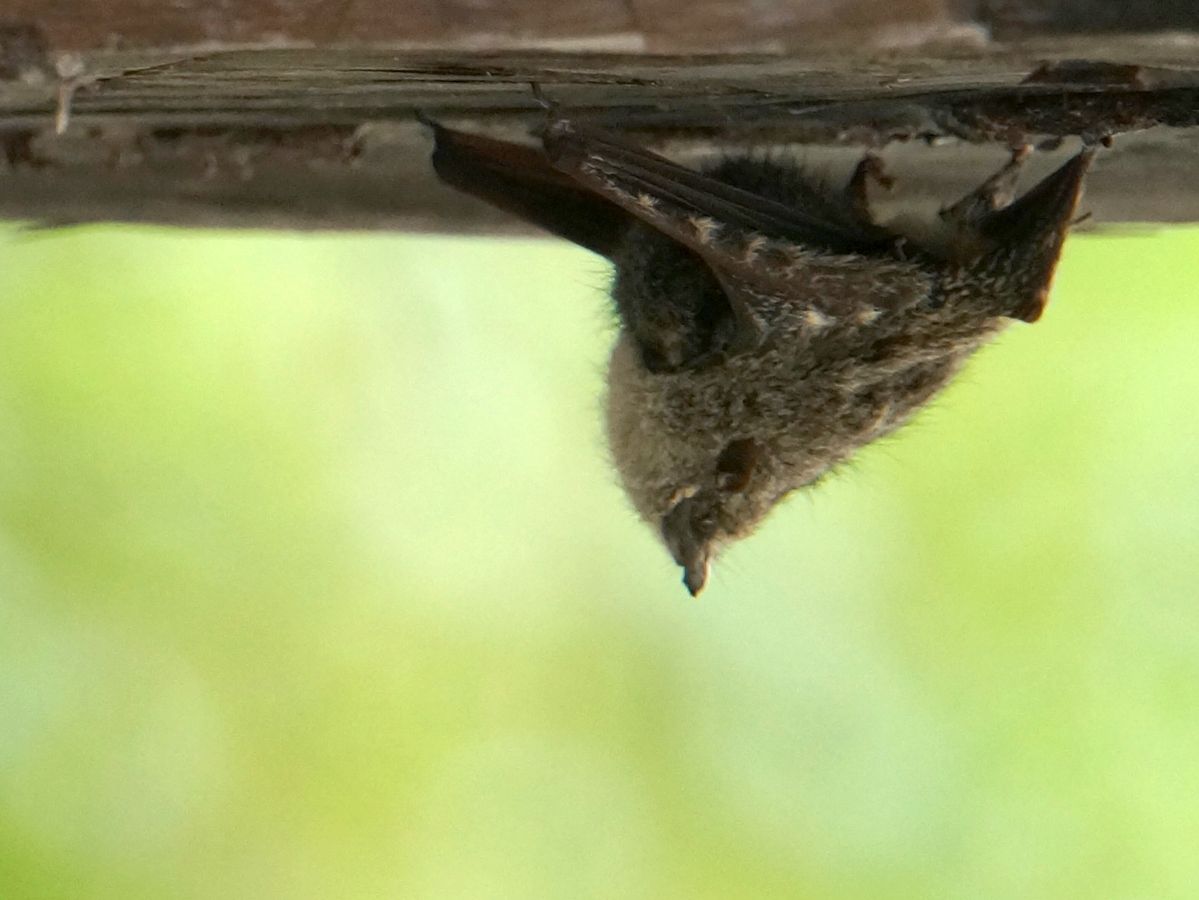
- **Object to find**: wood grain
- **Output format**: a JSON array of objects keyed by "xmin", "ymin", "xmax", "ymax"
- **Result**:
[{"xmin": 0, "ymin": 6, "xmax": 1196, "ymax": 232}]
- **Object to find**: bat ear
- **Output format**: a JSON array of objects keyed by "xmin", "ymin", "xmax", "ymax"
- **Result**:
[
  {"xmin": 965, "ymin": 149, "xmax": 1095, "ymax": 322},
  {"xmin": 716, "ymin": 438, "xmax": 760, "ymax": 492}
]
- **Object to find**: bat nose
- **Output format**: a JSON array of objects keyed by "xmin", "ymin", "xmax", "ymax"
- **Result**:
[
  {"xmin": 661, "ymin": 495, "xmax": 714, "ymax": 596},
  {"xmin": 682, "ymin": 558, "xmax": 710, "ymax": 596}
]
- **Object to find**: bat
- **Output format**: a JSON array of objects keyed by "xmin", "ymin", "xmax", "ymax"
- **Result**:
[{"xmin": 425, "ymin": 112, "xmax": 1094, "ymax": 595}]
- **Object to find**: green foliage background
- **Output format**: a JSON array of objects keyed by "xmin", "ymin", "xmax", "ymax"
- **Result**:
[{"xmin": 0, "ymin": 225, "xmax": 1197, "ymax": 898}]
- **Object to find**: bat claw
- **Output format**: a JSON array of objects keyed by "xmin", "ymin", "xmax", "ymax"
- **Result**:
[
  {"xmin": 859, "ymin": 153, "xmax": 894, "ymax": 190},
  {"xmin": 1083, "ymin": 132, "xmax": 1115, "ymax": 149},
  {"xmin": 414, "ymin": 109, "xmax": 441, "ymax": 130},
  {"xmin": 529, "ymin": 81, "xmax": 558, "ymax": 113},
  {"xmin": 847, "ymin": 153, "xmax": 891, "ymax": 225}
]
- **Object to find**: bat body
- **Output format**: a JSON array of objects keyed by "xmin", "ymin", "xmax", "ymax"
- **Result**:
[{"xmin": 427, "ymin": 116, "xmax": 1093, "ymax": 595}]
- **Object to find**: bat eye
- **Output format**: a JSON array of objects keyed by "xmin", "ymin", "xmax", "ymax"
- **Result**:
[
  {"xmin": 716, "ymin": 438, "xmax": 759, "ymax": 492},
  {"xmin": 640, "ymin": 346, "xmax": 670, "ymax": 373}
]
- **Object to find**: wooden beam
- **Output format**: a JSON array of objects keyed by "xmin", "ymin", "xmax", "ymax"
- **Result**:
[{"xmin": 0, "ymin": 7, "xmax": 1197, "ymax": 232}]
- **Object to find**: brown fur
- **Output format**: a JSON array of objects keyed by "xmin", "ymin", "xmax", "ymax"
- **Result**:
[
  {"xmin": 603, "ymin": 150, "xmax": 1092, "ymax": 593},
  {"xmin": 426, "ymin": 118, "xmax": 1093, "ymax": 594}
]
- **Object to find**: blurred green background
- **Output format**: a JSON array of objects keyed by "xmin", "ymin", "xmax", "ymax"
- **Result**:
[{"xmin": 0, "ymin": 223, "xmax": 1197, "ymax": 899}]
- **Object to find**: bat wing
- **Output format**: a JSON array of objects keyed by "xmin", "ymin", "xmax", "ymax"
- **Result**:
[
  {"xmin": 427, "ymin": 116, "xmax": 905, "ymax": 357},
  {"xmin": 541, "ymin": 119, "xmax": 895, "ymax": 253},
  {"xmin": 541, "ymin": 118, "xmax": 905, "ymax": 352},
  {"xmin": 427, "ymin": 119, "xmax": 630, "ymax": 259},
  {"xmin": 428, "ymin": 116, "xmax": 897, "ymax": 269}
]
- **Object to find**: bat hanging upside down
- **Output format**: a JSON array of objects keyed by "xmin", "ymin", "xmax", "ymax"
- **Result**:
[{"xmin": 425, "ymin": 112, "xmax": 1095, "ymax": 595}]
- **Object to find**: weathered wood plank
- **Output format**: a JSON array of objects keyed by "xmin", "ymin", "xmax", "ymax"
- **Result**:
[
  {"xmin": 10, "ymin": 1, "xmax": 1199, "ymax": 52},
  {"xmin": 0, "ymin": 16, "xmax": 1197, "ymax": 231},
  {"xmin": 0, "ymin": 0, "xmax": 966, "ymax": 52}
]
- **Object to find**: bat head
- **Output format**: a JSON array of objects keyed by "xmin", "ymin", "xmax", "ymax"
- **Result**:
[{"xmin": 605, "ymin": 334, "xmax": 814, "ymax": 596}]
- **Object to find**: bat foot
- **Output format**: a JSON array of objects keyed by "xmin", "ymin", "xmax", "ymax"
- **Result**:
[
  {"xmin": 854, "ymin": 153, "xmax": 894, "ymax": 190},
  {"xmin": 846, "ymin": 153, "xmax": 893, "ymax": 226},
  {"xmin": 940, "ymin": 144, "xmax": 1029, "ymax": 228}
]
